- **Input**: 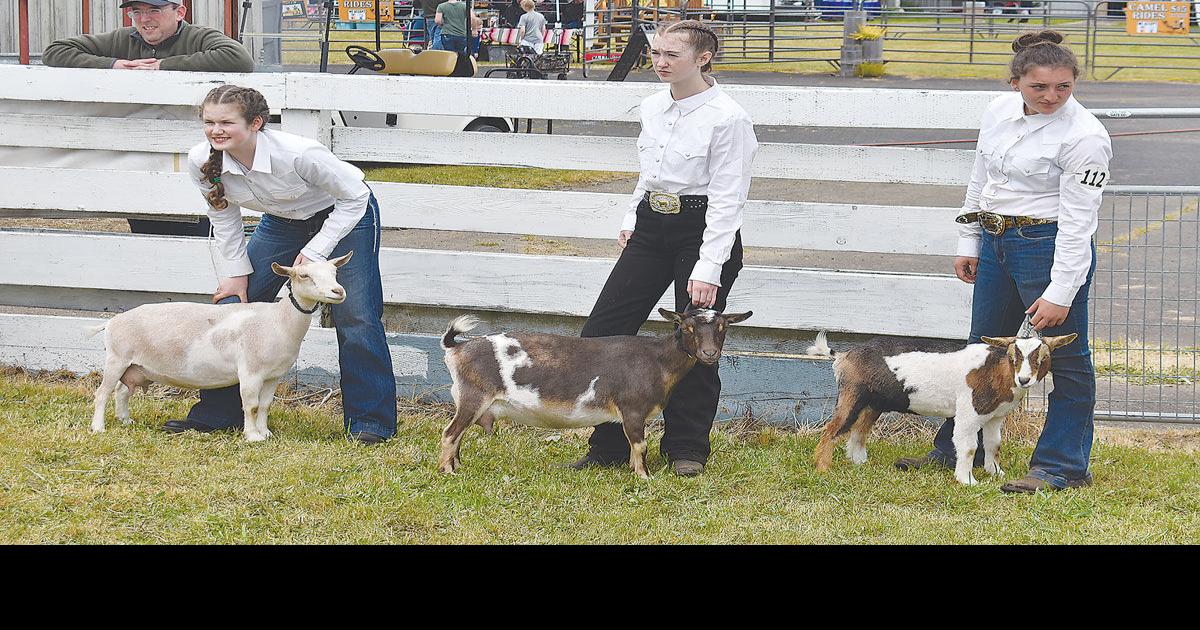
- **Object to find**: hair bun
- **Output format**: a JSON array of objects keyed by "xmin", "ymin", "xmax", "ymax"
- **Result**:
[{"xmin": 1012, "ymin": 30, "xmax": 1064, "ymax": 52}]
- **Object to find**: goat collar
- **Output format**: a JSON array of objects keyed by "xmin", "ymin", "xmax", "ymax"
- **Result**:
[
  {"xmin": 286, "ymin": 280, "xmax": 320, "ymax": 314},
  {"xmin": 1016, "ymin": 314, "xmax": 1043, "ymax": 341}
]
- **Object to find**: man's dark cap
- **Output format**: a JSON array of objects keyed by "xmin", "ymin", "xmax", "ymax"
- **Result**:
[{"xmin": 119, "ymin": 1, "xmax": 179, "ymax": 8}]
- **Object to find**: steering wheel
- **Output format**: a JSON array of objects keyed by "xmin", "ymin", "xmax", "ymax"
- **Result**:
[{"xmin": 345, "ymin": 45, "xmax": 386, "ymax": 73}]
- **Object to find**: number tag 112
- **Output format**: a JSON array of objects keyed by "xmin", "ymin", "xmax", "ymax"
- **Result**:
[{"xmin": 1077, "ymin": 166, "xmax": 1108, "ymax": 189}]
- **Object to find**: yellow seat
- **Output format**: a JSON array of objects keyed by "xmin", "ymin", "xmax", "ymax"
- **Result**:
[{"xmin": 377, "ymin": 49, "xmax": 458, "ymax": 77}]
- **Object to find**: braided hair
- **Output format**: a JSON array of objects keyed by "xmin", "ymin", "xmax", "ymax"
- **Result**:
[
  {"xmin": 657, "ymin": 19, "xmax": 720, "ymax": 73},
  {"xmin": 1009, "ymin": 30, "xmax": 1078, "ymax": 82},
  {"xmin": 198, "ymin": 85, "xmax": 270, "ymax": 210}
]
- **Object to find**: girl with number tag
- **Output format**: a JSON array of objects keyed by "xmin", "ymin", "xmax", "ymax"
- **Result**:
[
  {"xmin": 895, "ymin": 31, "xmax": 1113, "ymax": 493},
  {"xmin": 570, "ymin": 20, "xmax": 758, "ymax": 477}
]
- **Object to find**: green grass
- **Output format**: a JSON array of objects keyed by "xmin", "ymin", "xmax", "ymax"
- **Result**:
[
  {"xmin": 3, "ymin": 371, "xmax": 1199, "ymax": 544},
  {"xmin": 360, "ymin": 163, "xmax": 633, "ymax": 189}
]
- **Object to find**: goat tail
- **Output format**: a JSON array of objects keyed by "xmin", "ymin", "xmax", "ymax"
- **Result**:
[
  {"xmin": 441, "ymin": 315, "xmax": 482, "ymax": 349},
  {"xmin": 806, "ymin": 330, "xmax": 835, "ymax": 358},
  {"xmin": 84, "ymin": 323, "xmax": 108, "ymax": 339}
]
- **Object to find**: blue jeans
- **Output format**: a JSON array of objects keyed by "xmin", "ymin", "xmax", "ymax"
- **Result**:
[
  {"xmin": 438, "ymin": 34, "xmax": 467, "ymax": 54},
  {"xmin": 425, "ymin": 22, "xmax": 442, "ymax": 50},
  {"xmin": 185, "ymin": 194, "xmax": 397, "ymax": 437},
  {"xmin": 928, "ymin": 223, "xmax": 1096, "ymax": 487}
]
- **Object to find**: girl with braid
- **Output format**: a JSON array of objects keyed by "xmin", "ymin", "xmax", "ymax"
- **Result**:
[
  {"xmin": 571, "ymin": 20, "xmax": 758, "ymax": 477},
  {"xmin": 894, "ymin": 31, "xmax": 1112, "ymax": 492},
  {"xmin": 163, "ymin": 85, "xmax": 396, "ymax": 444}
]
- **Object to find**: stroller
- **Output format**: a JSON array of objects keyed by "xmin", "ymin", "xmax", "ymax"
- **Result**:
[{"xmin": 484, "ymin": 31, "xmax": 572, "ymax": 80}]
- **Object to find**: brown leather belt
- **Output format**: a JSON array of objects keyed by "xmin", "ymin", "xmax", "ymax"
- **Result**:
[{"xmin": 956, "ymin": 211, "xmax": 1056, "ymax": 237}]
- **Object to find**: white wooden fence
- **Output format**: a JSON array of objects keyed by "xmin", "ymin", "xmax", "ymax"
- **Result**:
[{"xmin": 0, "ymin": 65, "xmax": 1000, "ymax": 417}]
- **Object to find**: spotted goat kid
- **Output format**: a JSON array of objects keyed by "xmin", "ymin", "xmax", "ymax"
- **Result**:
[
  {"xmin": 806, "ymin": 331, "xmax": 1077, "ymax": 485},
  {"xmin": 438, "ymin": 309, "xmax": 753, "ymax": 478}
]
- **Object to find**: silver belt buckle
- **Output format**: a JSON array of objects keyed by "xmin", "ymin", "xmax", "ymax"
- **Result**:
[{"xmin": 648, "ymin": 192, "xmax": 681, "ymax": 215}]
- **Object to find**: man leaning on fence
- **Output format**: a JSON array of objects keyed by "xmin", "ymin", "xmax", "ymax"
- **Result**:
[{"xmin": 37, "ymin": 1, "xmax": 254, "ymax": 236}]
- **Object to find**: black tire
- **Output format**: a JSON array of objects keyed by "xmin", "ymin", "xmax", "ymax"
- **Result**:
[{"xmin": 465, "ymin": 122, "xmax": 504, "ymax": 132}]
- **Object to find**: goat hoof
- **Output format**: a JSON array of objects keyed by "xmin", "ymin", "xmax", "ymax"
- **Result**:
[
  {"xmin": 956, "ymin": 476, "xmax": 979, "ymax": 486},
  {"xmin": 119, "ymin": 418, "xmax": 133, "ymax": 426},
  {"xmin": 90, "ymin": 424, "xmax": 106, "ymax": 434},
  {"xmin": 244, "ymin": 433, "xmax": 268, "ymax": 443}
]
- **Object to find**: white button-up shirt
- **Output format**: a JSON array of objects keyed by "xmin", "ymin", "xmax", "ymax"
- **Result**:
[
  {"xmin": 187, "ymin": 129, "xmax": 371, "ymax": 278},
  {"xmin": 623, "ymin": 79, "xmax": 758, "ymax": 286},
  {"xmin": 958, "ymin": 92, "xmax": 1113, "ymax": 307}
]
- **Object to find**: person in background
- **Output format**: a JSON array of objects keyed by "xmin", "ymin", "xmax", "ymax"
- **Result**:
[
  {"xmin": 34, "ymin": 0, "xmax": 253, "ymax": 237},
  {"xmin": 469, "ymin": 9, "xmax": 484, "ymax": 58},
  {"xmin": 516, "ymin": 0, "xmax": 547, "ymax": 54},
  {"xmin": 434, "ymin": 0, "xmax": 470, "ymax": 54},
  {"xmin": 421, "ymin": 0, "xmax": 443, "ymax": 50}
]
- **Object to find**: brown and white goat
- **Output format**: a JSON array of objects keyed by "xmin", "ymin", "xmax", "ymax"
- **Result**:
[
  {"xmin": 438, "ymin": 308, "xmax": 753, "ymax": 478},
  {"xmin": 86, "ymin": 253, "xmax": 354, "ymax": 441},
  {"xmin": 807, "ymin": 331, "xmax": 1077, "ymax": 485}
]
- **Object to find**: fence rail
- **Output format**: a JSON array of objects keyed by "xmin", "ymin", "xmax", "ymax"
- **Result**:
[{"xmin": 0, "ymin": 64, "xmax": 1195, "ymax": 424}]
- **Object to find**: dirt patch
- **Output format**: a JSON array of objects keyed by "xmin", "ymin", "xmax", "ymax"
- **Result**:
[
  {"xmin": 1095, "ymin": 427, "xmax": 1200, "ymax": 453},
  {"xmin": 0, "ymin": 218, "xmax": 129, "ymax": 232}
]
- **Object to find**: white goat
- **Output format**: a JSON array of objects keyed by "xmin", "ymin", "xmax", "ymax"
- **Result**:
[
  {"xmin": 807, "ymin": 330, "xmax": 1077, "ymax": 485},
  {"xmin": 86, "ymin": 252, "xmax": 353, "ymax": 441}
]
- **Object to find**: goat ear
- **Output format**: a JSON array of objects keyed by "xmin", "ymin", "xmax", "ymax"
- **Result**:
[
  {"xmin": 331, "ymin": 251, "xmax": 354, "ymax": 267},
  {"xmin": 981, "ymin": 336, "xmax": 1016, "ymax": 348},
  {"xmin": 658, "ymin": 308, "xmax": 684, "ymax": 325},
  {"xmin": 271, "ymin": 262, "xmax": 292, "ymax": 277},
  {"xmin": 1044, "ymin": 333, "xmax": 1078, "ymax": 351},
  {"xmin": 722, "ymin": 311, "xmax": 753, "ymax": 324}
]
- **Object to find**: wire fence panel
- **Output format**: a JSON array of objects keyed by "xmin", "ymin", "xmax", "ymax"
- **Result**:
[
  {"xmin": 1090, "ymin": 188, "xmax": 1200, "ymax": 423},
  {"xmin": 1022, "ymin": 188, "xmax": 1200, "ymax": 423}
]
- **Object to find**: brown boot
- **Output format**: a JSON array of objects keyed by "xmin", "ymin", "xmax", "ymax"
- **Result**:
[
  {"xmin": 1001, "ymin": 474, "xmax": 1092, "ymax": 494},
  {"xmin": 671, "ymin": 459, "xmax": 705, "ymax": 477},
  {"xmin": 568, "ymin": 453, "xmax": 625, "ymax": 471},
  {"xmin": 893, "ymin": 454, "xmax": 947, "ymax": 471}
]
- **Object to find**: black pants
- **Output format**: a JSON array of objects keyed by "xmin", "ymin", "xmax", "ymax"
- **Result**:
[{"xmin": 580, "ymin": 200, "xmax": 743, "ymax": 464}]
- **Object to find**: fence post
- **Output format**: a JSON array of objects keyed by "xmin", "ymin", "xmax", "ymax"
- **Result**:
[
  {"xmin": 82, "ymin": 0, "xmax": 91, "ymax": 35},
  {"xmin": 320, "ymin": 0, "xmax": 334, "ymax": 73},
  {"xmin": 769, "ymin": 0, "xmax": 777, "ymax": 63},
  {"xmin": 967, "ymin": 1, "xmax": 975, "ymax": 64},
  {"xmin": 1087, "ymin": 3, "xmax": 1097, "ymax": 79},
  {"xmin": 281, "ymin": 108, "xmax": 332, "ymax": 149},
  {"xmin": 17, "ymin": 0, "xmax": 30, "ymax": 65}
]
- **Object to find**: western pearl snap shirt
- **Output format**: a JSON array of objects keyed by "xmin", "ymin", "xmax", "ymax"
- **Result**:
[
  {"xmin": 623, "ymin": 79, "xmax": 758, "ymax": 286},
  {"xmin": 958, "ymin": 92, "xmax": 1113, "ymax": 307},
  {"xmin": 188, "ymin": 129, "xmax": 371, "ymax": 278}
]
